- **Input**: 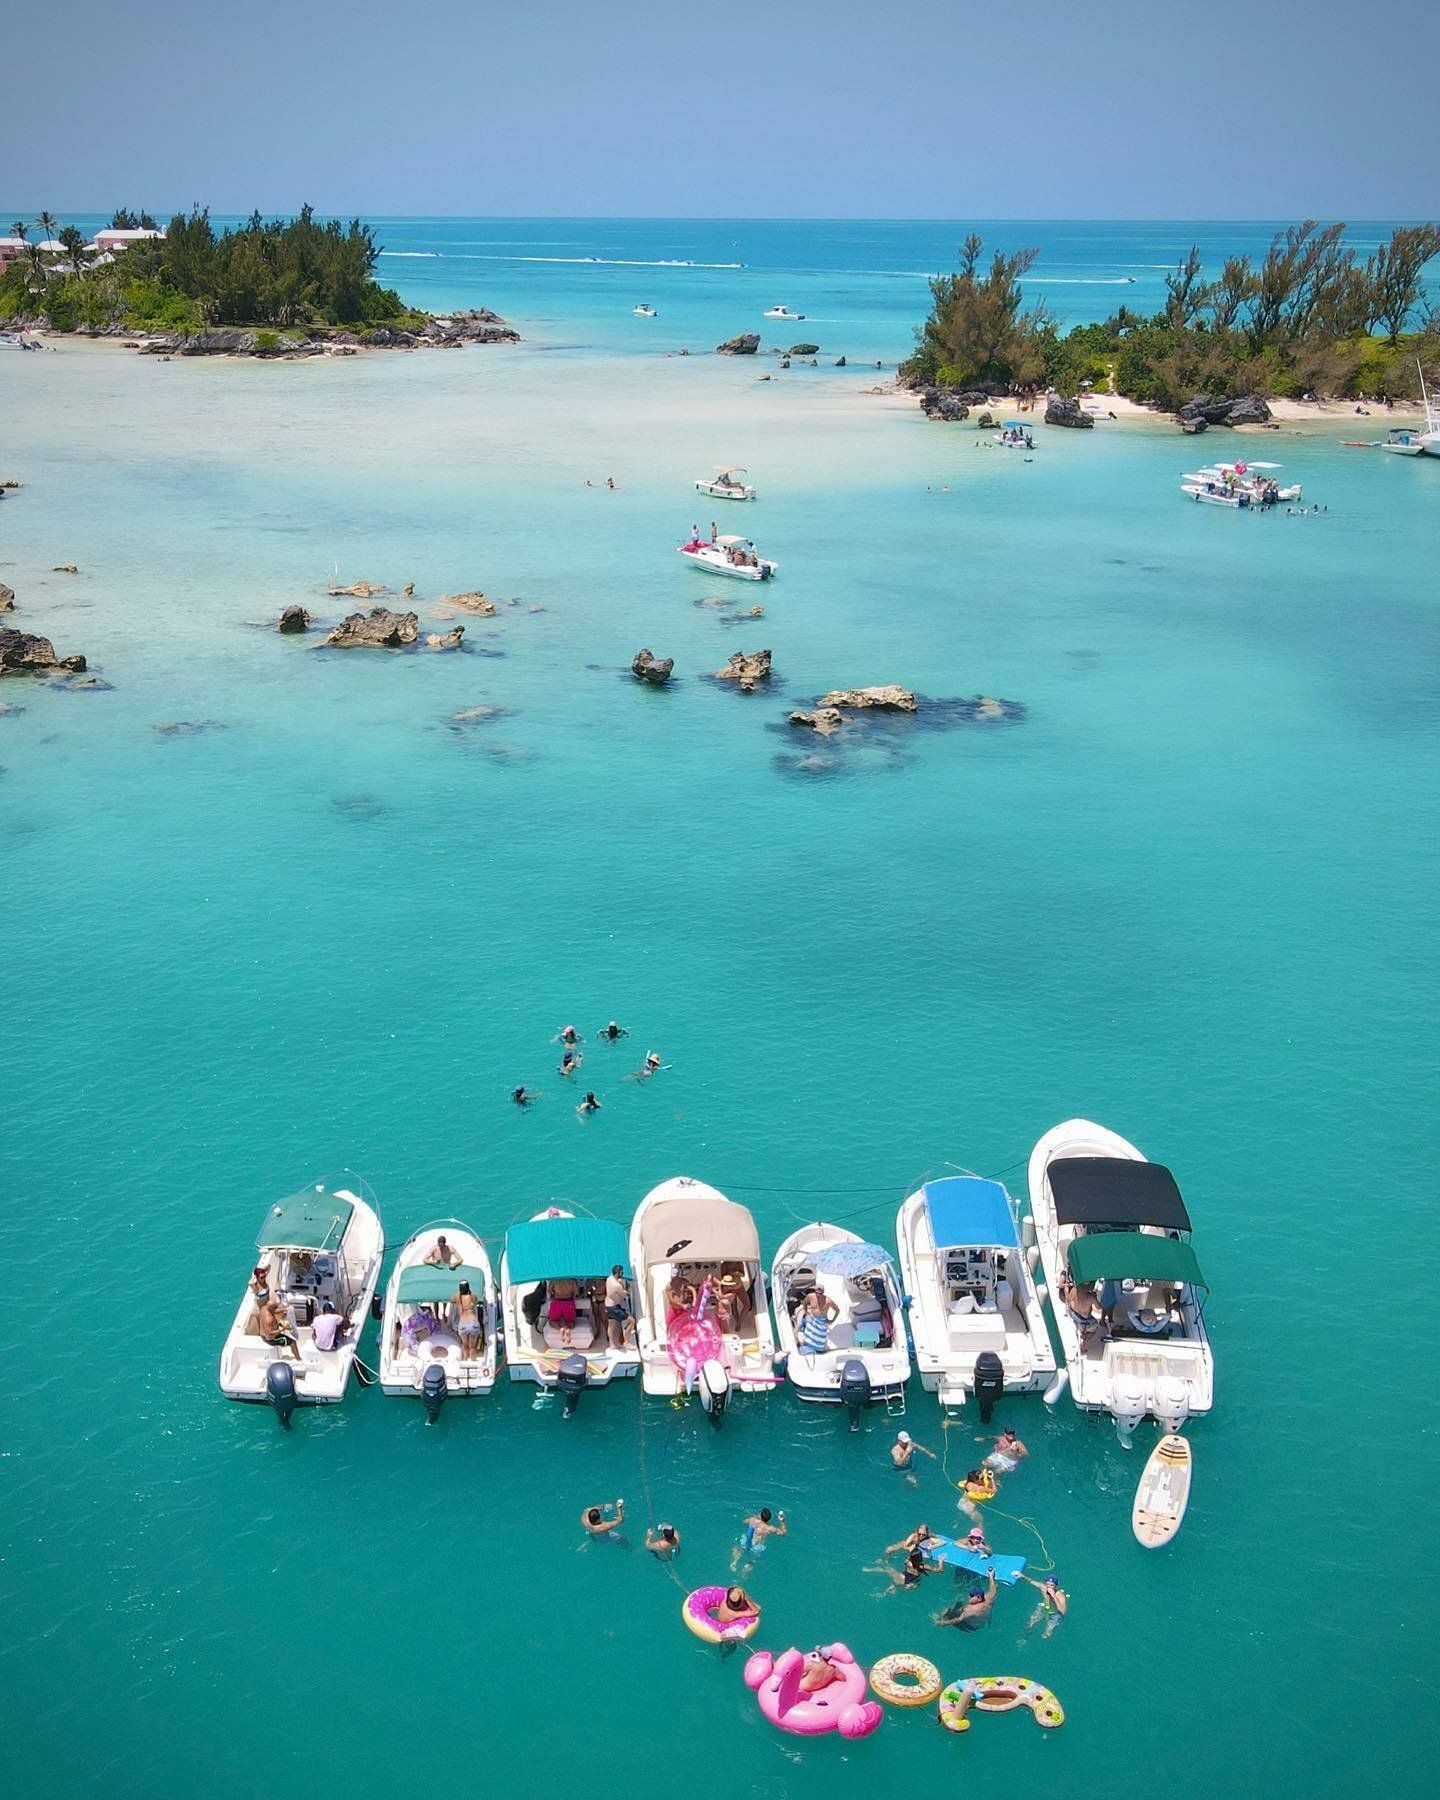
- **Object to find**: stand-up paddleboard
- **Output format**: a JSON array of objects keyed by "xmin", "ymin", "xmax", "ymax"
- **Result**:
[{"xmin": 1132, "ymin": 1434, "xmax": 1191, "ymax": 1547}]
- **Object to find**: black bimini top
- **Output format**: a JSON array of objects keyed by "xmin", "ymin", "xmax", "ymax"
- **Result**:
[{"xmin": 1048, "ymin": 1158, "xmax": 1192, "ymax": 1231}]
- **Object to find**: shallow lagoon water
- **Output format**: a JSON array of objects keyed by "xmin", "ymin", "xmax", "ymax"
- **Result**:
[{"xmin": 2, "ymin": 226, "xmax": 1438, "ymax": 1798}]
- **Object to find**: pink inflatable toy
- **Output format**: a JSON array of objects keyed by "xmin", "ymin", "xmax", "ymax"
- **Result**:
[
  {"xmin": 743, "ymin": 1644, "xmax": 883, "ymax": 1739},
  {"xmin": 669, "ymin": 1281, "xmax": 726, "ymax": 1392}
]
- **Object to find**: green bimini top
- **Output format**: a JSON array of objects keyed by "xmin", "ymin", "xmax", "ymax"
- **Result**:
[
  {"xmin": 505, "ymin": 1215, "xmax": 628, "ymax": 1284},
  {"xmin": 1067, "ymin": 1232, "xmax": 1207, "ymax": 1291},
  {"xmin": 256, "ymin": 1189, "xmax": 355, "ymax": 1251},
  {"xmin": 396, "ymin": 1263, "xmax": 490, "ymax": 1304}
]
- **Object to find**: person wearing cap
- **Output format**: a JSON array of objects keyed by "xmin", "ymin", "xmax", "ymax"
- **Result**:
[
  {"xmin": 311, "ymin": 1300, "xmax": 348, "ymax": 1352},
  {"xmin": 985, "ymin": 1425, "xmax": 1028, "ymax": 1473},
  {"xmin": 1021, "ymin": 1571, "xmax": 1068, "ymax": 1637},
  {"xmin": 940, "ymin": 1568, "xmax": 997, "ymax": 1630},
  {"xmin": 890, "ymin": 1429, "xmax": 936, "ymax": 1485},
  {"xmin": 963, "ymin": 1524, "xmax": 992, "ymax": 1557}
]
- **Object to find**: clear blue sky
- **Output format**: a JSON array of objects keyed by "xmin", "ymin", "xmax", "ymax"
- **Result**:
[{"xmin": 4, "ymin": 0, "xmax": 1435, "ymax": 219}]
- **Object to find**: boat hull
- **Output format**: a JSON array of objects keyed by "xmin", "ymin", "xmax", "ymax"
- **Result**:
[
  {"xmin": 771, "ymin": 1222, "xmax": 911, "ymax": 1405},
  {"xmin": 679, "ymin": 546, "xmax": 776, "ymax": 581}
]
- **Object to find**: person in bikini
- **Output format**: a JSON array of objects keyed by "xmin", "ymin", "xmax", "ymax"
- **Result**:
[{"xmin": 454, "ymin": 1281, "xmax": 483, "ymax": 1359}]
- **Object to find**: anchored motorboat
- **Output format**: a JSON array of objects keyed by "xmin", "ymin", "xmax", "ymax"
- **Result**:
[
  {"xmin": 679, "ymin": 532, "xmax": 777, "ymax": 580},
  {"xmin": 996, "ymin": 420, "xmax": 1035, "ymax": 448},
  {"xmin": 219, "ymin": 1177, "xmax": 384, "ymax": 1412},
  {"xmin": 1381, "ymin": 426, "xmax": 1426, "ymax": 455},
  {"xmin": 695, "ymin": 464, "xmax": 756, "ymax": 501},
  {"xmin": 1380, "ymin": 363, "xmax": 1440, "ymax": 454},
  {"xmin": 1181, "ymin": 460, "xmax": 1300, "ymax": 506},
  {"xmin": 763, "ymin": 304, "xmax": 805, "ymax": 319},
  {"xmin": 1028, "ymin": 1119, "xmax": 1214, "ymax": 1439},
  {"xmin": 633, "ymin": 304, "xmax": 658, "ymax": 317},
  {"xmin": 770, "ymin": 1223, "xmax": 910, "ymax": 1412},
  {"xmin": 500, "ymin": 1206, "xmax": 639, "ymax": 1403},
  {"xmin": 378, "ymin": 1219, "xmax": 497, "ymax": 1404},
  {"xmin": 628, "ymin": 1175, "xmax": 777, "ymax": 1415},
  {"xmin": 895, "ymin": 1176, "xmax": 1054, "ymax": 1415}
]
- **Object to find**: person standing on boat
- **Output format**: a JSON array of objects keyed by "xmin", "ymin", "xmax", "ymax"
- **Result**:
[
  {"xmin": 454, "ymin": 1281, "xmax": 483, "ymax": 1359},
  {"xmin": 604, "ymin": 1264, "xmax": 632, "ymax": 1348},
  {"xmin": 710, "ymin": 520, "xmax": 718, "ymax": 542}
]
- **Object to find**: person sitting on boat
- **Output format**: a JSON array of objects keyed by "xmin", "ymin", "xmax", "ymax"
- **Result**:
[
  {"xmin": 256, "ymin": 1294, "xmax": 302, "ymax": 1361},
  {"xmin": 311, "ymin": 1301, "xmax": 348, "ymax": 1352},
  {"xmin": 249, "ymin": 1263, "xmax": 270, "ymax": 1298},
  {"xmin": 454, "ymin": 1281, "xmax": 483, "ymax": 1359},
  {"xmin": 665, "ymin": 1270, "xmax": 696, "ymax": 1324},
  {"xmin": 424, "ymin": 1234, "xmax": 461, "ymax": 1269},
  {"xmin": 1059, "ymin": 1272, "xmax": 1104, "ymax": 1341},
  {"xmin": 795, "ymin": 1287, "xmax": 838, "ymax": 1354},
  {"xmin": 548, "ymin": 1277, "xmax": 580, "ymax": 1345},
  {"xmin": 715, "ymin": 1261, "xmax": 750, "ymax": 1332},
  {"xmin": 715, "ymin": 1584, "xmax": 761, "ymax": 1628},
  {"xmin": 402, "ymin": 1306, "xmax": 442, "ymax": 1353}
]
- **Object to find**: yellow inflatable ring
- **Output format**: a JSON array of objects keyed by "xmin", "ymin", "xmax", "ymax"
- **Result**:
[{"xmin": 870, "ymin": 1652, "xmax": 943, "ymax": 1707}]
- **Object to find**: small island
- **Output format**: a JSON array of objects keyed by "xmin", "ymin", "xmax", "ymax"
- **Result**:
[
  {"xmin": 0, "ymin": 205, "xmax": 518, "ymax": 356},
  {"xmin": 902, "ymin": 221, "xmax": 1440, "ymax": 417}
]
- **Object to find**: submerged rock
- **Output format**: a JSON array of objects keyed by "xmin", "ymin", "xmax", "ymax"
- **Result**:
[
  {"xmin": 714, "ymin": 648, "xmax": 772, "ymax": 691},
  {"xmin": 425, "ymin": 626, "xmax": 465, "ymax": 649},
  {"xmin": 817, "ymin": 685, "xmax": 916, "ymax": 713},
  {"xmin": 325, "ymin": 607, "xmax": 419, "ymax": 649},
  {"xmin": 0, "ymin": 628, "xmax": 86, "ymax": 676},
  {"xmin": 0, "ymin": 583, "xmax": 13, "ymax": 612},
  {"xmin": 328, "ymin": 580, "xmax": 387, "ymax": 599},
  {"xmin": 789, "ymin": 707, "xmax": 846, "ymax": 735},
  {"xmin": 152, "ymin": 720, "xmax": 227, "ymax": 736},
  {"xmin": 631, "ymin": 648, "xmax": 674, "ymax": 685},
  {"xmin": 449, "ymin": 704, "xmax": 508, "ymax": 727},
  {"xmin": 1044, "ymin": 395, "xmax": 1093, "ymax": 429},
  {"xmin": 717, "ymin": 333, "xmax": 760, "ymax": 355},
  {"xmin": 277, "ymin": 604, "xmax": 310, "ymax": 634},
  {"xmin": 436, "ymin": 591, "xmax": 498, "ymax": 616},
  {"xmin": 52, "ymin": 563, "xmax": 79, "ymax": 574},
  {"xmin": 0, "ymin": 699, "xmax": 24, "ymax": 716}
]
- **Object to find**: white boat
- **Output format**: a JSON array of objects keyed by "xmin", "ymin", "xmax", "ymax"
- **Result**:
[
  {"xmin": 633, "ymin": 304, "xmax": 657, "ymax": 318},
  {"xmin": 628, "ymin": 1175, "xmax": 777, "ymax": 1414},
  {"xmin": 499, "ymin": 1206, "xmax": 640, "ymax": 1399},
  {"xmin": 995, "ymin": 420, "xmax": 1035, "ymax": 448},
  {"xmin": 895, "ymin": 1176, "xmax": 1055, "ymax": 1413},
  {"xmin": 1380, "ymin": 426, "xmax": 1426, "ymax": 455},
  {"xmin": 1182, "ymin": 462, "xmax": 1300, "ymax": 506},
  {"xmin": 1028, "ymin": 1119, "xmax": 1214, "ymax": 1438},
  {"xmin": 219, "ymin": 1178, "xmax": 384, "ymax": 1411},
  {"xmin": 770, "ymin": 1223, "xmax": 910, "ymax": 1408},
  {"xmin": 378, "ymin": 1219, "xmax": 497, "ymax": 1403},
  {"xmin": 679, "ymin": 533, "xmax": 777, "ymax": 580},
  {"xmin": 763, "ymin": 305, "xmax": 804, "ymax": 320},
  {"xmin": 694, "ymin": 464, "xmax": 756, "ymax": 501}
]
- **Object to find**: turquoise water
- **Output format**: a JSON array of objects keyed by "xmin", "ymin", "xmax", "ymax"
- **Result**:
[{"xmin": 2, "ymin": 223, "xmax": 1438, "ymax": 1798}]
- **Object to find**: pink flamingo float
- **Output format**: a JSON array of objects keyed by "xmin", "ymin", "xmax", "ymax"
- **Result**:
[{"xmin": 743, "ymin": 1644, "xmax": 883, "ymax": 1739}]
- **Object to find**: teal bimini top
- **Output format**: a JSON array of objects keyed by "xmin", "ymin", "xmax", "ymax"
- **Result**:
[
  {"xmin": 397, "ymin": 1263, "xmax": 490, "ymax": 1304},
  {"xmin": 1066, "ymin": 1232, "xmax": 1207, "ymax": 1291},
  {"xmin": 256, "ymin": 1189, "xmax": 355, "ymax": 1251},
  {"xmin": 505, "ymin": 1215, "xmax": 628, "ymax": 1284}
]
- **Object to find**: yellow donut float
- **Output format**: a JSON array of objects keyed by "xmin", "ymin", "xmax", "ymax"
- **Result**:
[
  {"xmin": 870, "ymin": 1652, "xmax": 943, "ymax": 1707},
  {"xmin": 939, "ymin": 1676, "xmax": 1064, "ymax": 1731}
]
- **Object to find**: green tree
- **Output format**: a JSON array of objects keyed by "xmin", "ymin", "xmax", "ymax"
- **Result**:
[
  {"xmin": 57, "ymin": 225, "xmax": 88, "ymax": 278},
  {"xmin": 36, "ymin": 211, "xmax": 60, "ymax": 249},
  {"xmin": 1365, "ymin": 225, "xmax": 1440, "ymax": 344},
  {"xmin": 904, "ymin": 235, "xmax": 1053, "ymax": 390},
  {"xmin": 10, "ymin": 219, "xmax": 29, "ymax": 243}
]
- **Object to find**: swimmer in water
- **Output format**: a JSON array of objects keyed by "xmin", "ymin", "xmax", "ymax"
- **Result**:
[
  {"xmin": 885, "ymin": 1522, "xmax": 941, "ymax": 1557},
  {"xmin": 731, "ymin": 1505, "xmax": 787, "ymax": 1572},
  {"xmin": 645, "ymin": 1523, "xmax": 681, "ymax": 1558},
  {"xmin": 866, "ymin": 1545, "xmax": 937, "ymax": 1592},
  {"xmin": 577, "ymin": 1090, "xmax": 601, "ymax": 1114},
  {"xmin": 599, "ymin": 1019, "xmax": 629, "ymax": 1042},
  {"xmin": 891, "ymin": 1430, "xmax": 936, "ymax": 1483},
  {"xmin": 512, "ymin": 1085, "xmax": 538, "ymax": 1106},
  {"xmin": 554, "ymin": 1024, "xmax": 582, "ymax": 1046},
  {"xmin": 580, "ymin": 1499, "xmax": 625, "ymax": 1538},
  {"xmin": 1021, "ymin": 1572, "xmax": 1068, "ymax": 1637},
  {"xmin": 962, "ymin": 1524, "xmax": 991, "ymax": 1557},
  {"xmin": 984, "ymin": 1425, "xmax": 1028, "ymax": 1473},
  {"xmin": 939, "ymin": 1569, "xmax": 996, "ymax": 1631},
  {"xmin": 559, "ymin": 1048, "xmax": 582, "ymax": 1077},
  {"xmin": 625, "ymin": 1051, "xmax": 665, "ymax": 1082}
]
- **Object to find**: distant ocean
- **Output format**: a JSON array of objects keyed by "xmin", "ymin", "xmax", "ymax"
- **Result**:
[{"xmin": 1, "ymin": 219, "xmax": 1437, "ymax": 1800}]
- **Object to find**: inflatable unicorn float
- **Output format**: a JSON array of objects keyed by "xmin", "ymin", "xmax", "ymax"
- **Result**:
[{"xmin": 743, "ymin": 1643, "xmax": 883, "ymax": 1738}]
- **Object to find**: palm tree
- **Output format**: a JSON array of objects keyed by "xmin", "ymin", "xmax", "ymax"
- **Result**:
[
  {"xmin": 57, "ymin": 225, "xmax": 88, "ymax": 279},
  {"xmin": 36, "ymin": 211, "xmax": 60, "ymax": 248},
  {"xmin": 11, "ymin": 220, "xmax": 29, "ymax": 243}
]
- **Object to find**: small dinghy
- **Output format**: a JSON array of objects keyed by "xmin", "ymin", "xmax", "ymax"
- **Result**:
[{"xmin": 1132, "ymin": 1433, "xmax": 1192, "ymax": 1547}]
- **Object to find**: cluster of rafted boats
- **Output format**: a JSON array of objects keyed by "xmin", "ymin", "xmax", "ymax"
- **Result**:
[{"xmin": 219, "ymin": 1117, "xmax": 1214, "ymax": 1437}]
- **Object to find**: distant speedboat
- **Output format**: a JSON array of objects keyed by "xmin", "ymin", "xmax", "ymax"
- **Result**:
[
  {"xmin": 1380, "ymin": 427, "xmax": 1425, "ymax": 455},
  {"xmin": 763, "ymin": 304, "xmax": 804, "ymax": 320},
  {"xmin": 995, "ymin": 421, "xmax": 1034, "ymax": 449},
  {"xmin": 679, "ymin": 532, "xmax": 776, "ymax": 580},
  {"xmin": 1382, "ymin": 359, "xmax": 1440, "ymax": 455},
  {"xmin": 633, "ymin": 304, "xmax": 658, "ymax": 318},
  {"xmin": 695, "ymin": 464, "xmax": 756, "ymax": 501}
]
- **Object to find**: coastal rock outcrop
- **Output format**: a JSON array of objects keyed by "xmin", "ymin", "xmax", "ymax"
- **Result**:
[
  {"xmin": 418, "ymin": 310, "xmax": 520, "ymax": 346},
  {"xmin": 1044, "ymin": 396, "xmax": 1094, "ymax": 429},
  {"xmin": 835, "ymin": 356, "xmax": 847, "ymax": 367},
  {"xmin": 426, "ymin": 626, "xmax": 465, "ymax": 650},
  {"xmin": 1178, "ymin": 393, "xmax": 1272, "ymax": 428},
  {"xmin": 789, "ymin": 707, "xmax": 846, "ymax": 735},
  {"xmin": 53, "ymin": 563, "xmax": 79, "ymax": 574},
  {"xmin": 817, "ymin": 685, "xmax": 917, "ymax": 713},
  {"xmin": 717, "ymin": 333, "xmax": 761, "ymax": 355},
  {"xmin": 277, "ymin": 605, "xmax": 310, "ymax": 634},
  {"xmin": 918, "ymin": 387, "xmax": 970, "ymax": 422},
  {"xmin": 0, "ymin": 584, "xmax": 13, "ymax": 612},
  {"xmin": 329, "ymin": 580, "xmax": 387, "ymax": 599},
  {"xmin": 0, "ymin": 627, "xmax": 87, "ymax": 676},
  {"xmin": 325, "ymin": 607, "xmax": 420, "ymax": 649},
  {"xmin": 1222, "ymin": 394, "xmax": 1271, "ymax": 426},
  {"xmin": 714, "ymin": 648, "xmax": 772, "ymax": 691},
  {"xmin": 787, "ymin": 342, "xmax": 820, "ymax": 356},
  {"xmin": 631, "ymin": 649, "xmax": 674, "ymax": 685},
  {"xmin": 437, "ymin": 591, "xmax": 499, "ymax": 616}
]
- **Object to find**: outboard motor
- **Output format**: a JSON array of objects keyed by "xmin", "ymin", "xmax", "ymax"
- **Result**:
[
  {"xmin": 558, "ymin": 1353, "xmax": 588, "ymax": 1419},
  {"xmin": 265, "ymin": 1360, "xmax": 297, "ymax": 1430},
  {"xmin": 421, "ymin": 1363, "xmax": 449, "ymax": 1425},
  {"xmin": 1112, "ymin": 1373, "xmax": 1148, "ymax": 1446},
  {"xmin": 972, "ymin": 1352, "xmax": 1004, "ymax": 1424},
  {"xmin": 839, "ymin": 1358, "xmax": 871, "ymax": 1433},
  {"xmin": 1154, "ymin": 1376, "xmax": 1190, "ymax": 1434},
  {"xmin": 697, "ymin": 1357, "xmax": 730, "ymax": 1422}
]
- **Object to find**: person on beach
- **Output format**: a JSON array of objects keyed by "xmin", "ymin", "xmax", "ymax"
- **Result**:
[
  {"xmin": 559, "ymin": 1048, "xmax": 582, "ymax": 1077},
  {"xmin": 606, "ymin": 476, "xmax": 616, "ymax": 489},
  {"xmin": 599, "ymin": 1020, "xmax": 628, "ymax": 1042},
  {"xmin": 891, "ymin": 1429, "xmax": 936, "ymax": 1479},
  {"xmin": 581, "ymin": 1499, "xmax": 625, "ymax": 1538},
  {"xmin": 604, "ymin": 1264, "xmax": 632, "ymax": 1347},
  {"xmin": 645, "ymin": 1523, "xmax": 681, "ymax": 1558},
  {"xmin": 1022, "ymin": 1572, "xmax": 1068, "ymax": 1636},
  {"xmin": 732, "ymin": 1506, "xmax": 787, "ymax": 1570},
  {"xmin": 578, "ymin": 1091, "xmax": 601, "ymax": 1114},
  {"xmin": 985, "ymin": 1425, "xmax": 1027, "ymax": 1472},
  {"xmin": 454, "ymin": 1281, "xmax": 483, "ymax": 1359},
  {"xmin": 424, "ymin": 1234, "xmax": 461, "ymax": 1269},
  {"xmin": 715, "ymin": 1585, "xmax": 760, "ymax": 1628},
  {"xmin": 940, "ymin": 1570, "xmax": 997, "ymax": 1630}
]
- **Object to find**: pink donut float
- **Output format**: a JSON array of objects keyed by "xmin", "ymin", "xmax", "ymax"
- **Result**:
[
  {"xmin": 681, "ymin": 1586, "xmax": 759, "ymax": 1644},
  {"xmin": 743, "ymin": 1643, "xmax": 884, "ymax": 1738}
]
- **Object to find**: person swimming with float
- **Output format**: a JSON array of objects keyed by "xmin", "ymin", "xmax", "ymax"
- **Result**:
[
  {"xmin": 625, "ymin": 1050, "xmax": 665, "ymax": 1082},
  {"xmin": 1021, "ymin": 1571, "xmax": 1068, "ymax": 1636},
  {"xmin": 984, "ymin": 1425, "xmax": 1028, "ymax": 1472}
]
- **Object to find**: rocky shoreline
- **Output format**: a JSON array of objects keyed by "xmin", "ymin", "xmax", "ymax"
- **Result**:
[{"xmin": 11, "ymin": 308, "xmax": 519, "ymax": 359}]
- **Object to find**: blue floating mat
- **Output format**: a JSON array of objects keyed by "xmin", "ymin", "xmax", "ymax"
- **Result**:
[{"xmin": 928, "ymin": 1536, "xmax": 1027, "ymax": 1584}]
